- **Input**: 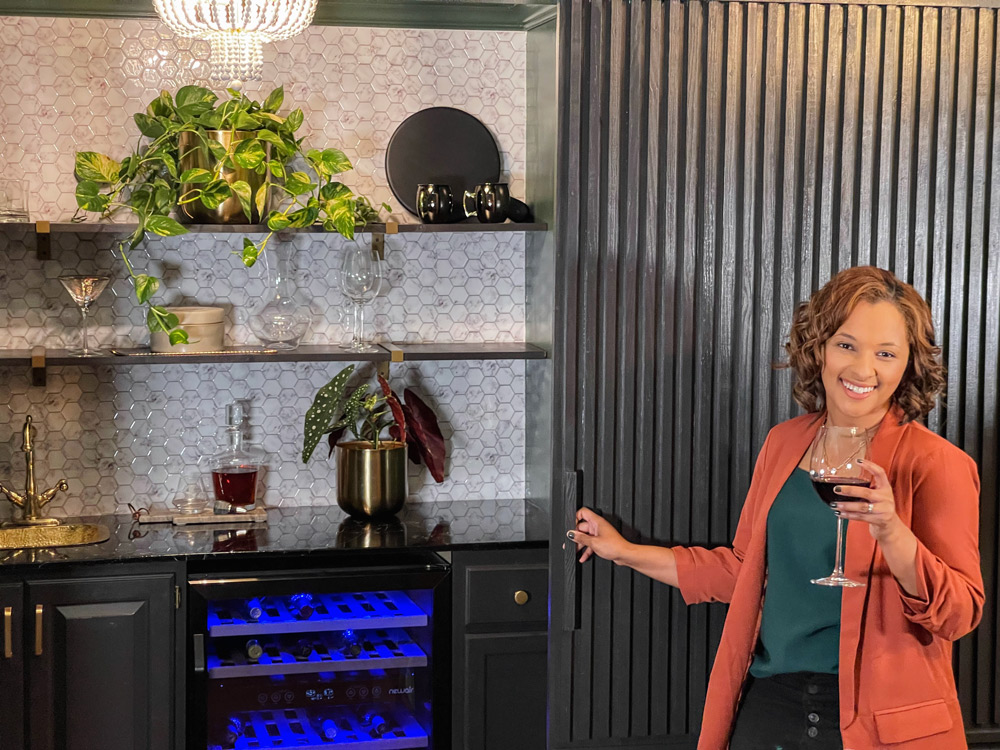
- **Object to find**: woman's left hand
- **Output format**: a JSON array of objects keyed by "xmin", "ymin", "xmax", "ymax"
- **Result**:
[{"xmin": 830, "ymin": 459, "xmax": 904, "ymax": 541}]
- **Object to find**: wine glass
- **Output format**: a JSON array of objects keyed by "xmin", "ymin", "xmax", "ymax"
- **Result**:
[
  {"xmin": 339, "ymin": 240, "xmax": 385, "ymax": 353},
  {"xmin": 809, "ymin": 424, "xmax": 872, "ymax": 587},
  {"xmin": 58, "ymin": 275, "xmax": 111, "ymax": 356}
]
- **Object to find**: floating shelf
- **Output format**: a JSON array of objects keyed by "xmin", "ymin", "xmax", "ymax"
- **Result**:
[
  {"xmin": 0, "ymin": 343, "xmax": 547, "ymax": 384},
  {"xmin": 4, "ymin": 0, "xmax": 556, "ymax": 33},
  {"xmin": 230, "ymin": 705, "xmax": 428, "ymax": 750},
  {"xmin": 7, "ymin": 219, "xmax": 547, "ymax": 235},
  {"xmin": 207, "ymin": 627, "xmax": 427, "ymax": 678},
  {"xmin": 208, "ymin": 591, "xmax": 428, "ymax": 638},
  {"xmin": 8, "ymin": 219, "xmax": 547, "ymax": 260}
]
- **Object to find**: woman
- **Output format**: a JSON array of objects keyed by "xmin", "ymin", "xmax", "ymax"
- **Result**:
[{"xmin": 568, "ymin": 267, "xmax": 983, "ymax": 750}]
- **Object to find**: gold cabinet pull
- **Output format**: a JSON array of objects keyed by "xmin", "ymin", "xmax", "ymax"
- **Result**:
[
  {"xmin": 3, "ymin": 607, "xmax": 11, "ymax": 659},
  {"xmin": 514, "ymin": 590, "xmax": 530, "ymax": 606},
  {"xmin": 34, "ymin": 604, "xmax": 43, "ymax": 656}
]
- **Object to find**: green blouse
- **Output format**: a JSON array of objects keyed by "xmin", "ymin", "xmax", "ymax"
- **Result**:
[{"xmin": 749, "ymin": 468, "xmax": 842, "ymax": 678}]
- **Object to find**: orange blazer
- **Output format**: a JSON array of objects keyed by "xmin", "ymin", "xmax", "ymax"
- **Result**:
[{"xmin": 671, "ymin": 407, "xmax": 984, "ymax": 750}]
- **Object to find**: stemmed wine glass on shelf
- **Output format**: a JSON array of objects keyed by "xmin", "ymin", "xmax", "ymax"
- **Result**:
[
  {"xmin": 339, "ymin": 239, "xmax": 385, "ymax": 353},
  {"xmin": 58, "ymin": 275, "xmax": 111, "ymax": 356},
  {"xmin": 809, "ymin": 424, "xmax": 872, "ymax": 588}
]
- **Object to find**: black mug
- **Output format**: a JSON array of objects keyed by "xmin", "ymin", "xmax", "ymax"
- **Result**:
[
  {"xmin": 464, "ymin": 182, "xmax": 510, "ymax": 223},
  {"xmin": 416, "ymin": 184, "xmax": 456, "ymax": 223}
]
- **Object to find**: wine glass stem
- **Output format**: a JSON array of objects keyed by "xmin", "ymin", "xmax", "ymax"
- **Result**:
[
  {"xmin": 80, "ymin": 306, "xmax": 90, "ymax": 355},
  {"xmin": 833, "ymin": 516, "xmax": 847, "ymax": 578},
  {"xmin": 357, "ymin": 303, "xmax": 367, "ymax": 346}
]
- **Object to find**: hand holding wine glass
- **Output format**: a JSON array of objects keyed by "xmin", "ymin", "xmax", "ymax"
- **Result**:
[
  {"xmin": 826, "ymin": 458, "xmax": 901, "ymax": 542},
  {"xmin": 809, "ymin": 424, "xmax": 873, "ymax": 587}
]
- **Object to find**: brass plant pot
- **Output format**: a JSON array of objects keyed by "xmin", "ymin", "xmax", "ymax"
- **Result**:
[
  {"xmin": 177, "ymin": 130, "xmax": 272, "ymax": 224},
  {"xmin": 335, "ymin": 441, "xmax": 408, "ymax": 518}
]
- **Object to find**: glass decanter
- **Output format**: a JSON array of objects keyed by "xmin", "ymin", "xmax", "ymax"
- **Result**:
[
  {"xmin": 208, "ymin": 402, "xmax": 265, "ymax": 514},
  {"xmin": 249, "ymin": 244, "xmax": 315, "ymax": 350}
]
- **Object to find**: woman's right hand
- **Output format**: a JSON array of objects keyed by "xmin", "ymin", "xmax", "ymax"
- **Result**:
[{"xmin": 567, "ymin": 507, "xmax": 632, "ymax": 564}]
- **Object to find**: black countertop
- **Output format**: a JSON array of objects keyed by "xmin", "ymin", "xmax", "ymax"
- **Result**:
[{"xmin": 0, "ymin": 499, "xmax": 550, "ymax": 568}]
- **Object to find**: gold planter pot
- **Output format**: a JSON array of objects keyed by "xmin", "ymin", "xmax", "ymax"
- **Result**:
[
  {"xmin": 335, "ymin": 441, "xmax": 408, "ymax": 518},
  {"xmin": 177, "ymin": 130, "xmax": 272, "ymax": 224}
]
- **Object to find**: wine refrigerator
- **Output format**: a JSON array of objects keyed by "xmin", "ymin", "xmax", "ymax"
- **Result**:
[{"xmin": 187, "ymin": 553, "xmax": 450, "ymax": 750}]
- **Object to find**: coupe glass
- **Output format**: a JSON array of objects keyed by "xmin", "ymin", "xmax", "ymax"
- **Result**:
[
  {"xmin": 339, "ymin": 240, "xmax": 385, "ymax": 353},
  {"xmin": 58, "ymin": 275, "xmax": 111, "ymax": 356},
  {"xmin": 809, "ymin": 424, "xmax": 871, "ymax": 587}
]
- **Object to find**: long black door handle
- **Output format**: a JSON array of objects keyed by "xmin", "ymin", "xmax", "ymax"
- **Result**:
[{"xmin": 562, "ymin": 469, "xmax": 583, "ymax": 632}]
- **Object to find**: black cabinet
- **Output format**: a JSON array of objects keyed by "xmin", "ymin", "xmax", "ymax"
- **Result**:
[
  {"xmin": 0, "ymin": 581, "xmax": 25, "ymax": 750},
  {"xmin": 452, "ymin": 548, "xmax": 548, "ymax": 749},
  {"xmin": 2, "ymin": 562, "xmax": 183, "ymax": 750}
]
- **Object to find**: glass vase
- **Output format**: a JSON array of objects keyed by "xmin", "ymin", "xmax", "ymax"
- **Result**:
[{"xmin": 249, "ymin": 243, "xmax": 315, "ymax": 350}]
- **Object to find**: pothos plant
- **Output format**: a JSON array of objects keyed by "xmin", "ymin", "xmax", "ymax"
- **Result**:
[
  {"xmin": 302, "ymin": 365, "xmax": 446, "ymax": 483},
  {"xmin": 73, "ymin": 85, "xmax": 390, "ymax": 344}
]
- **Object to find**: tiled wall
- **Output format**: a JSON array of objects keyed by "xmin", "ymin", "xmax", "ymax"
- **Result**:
[{"xmin": 0, "ymin": 17, "xmax": 529, "ymax": 517}]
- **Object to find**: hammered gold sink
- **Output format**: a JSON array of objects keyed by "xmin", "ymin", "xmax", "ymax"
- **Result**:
[{"xmin": 0, "ymin": 523, "xmax": 110, "ymax": 550}]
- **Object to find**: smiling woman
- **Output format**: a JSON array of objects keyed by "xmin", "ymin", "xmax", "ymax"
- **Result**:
[
  {"xmin": 569, "ymin": 266, "xmax": 983, "ymax": 750},
  {"xmin": 783, "ymin": 266, "xmax": 948, "ymax": 427}
]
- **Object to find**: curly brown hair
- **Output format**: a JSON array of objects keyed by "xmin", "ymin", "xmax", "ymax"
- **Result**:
[{"xmin": 781, "ymin": 266, "xmax": 945, "ymax": 422}]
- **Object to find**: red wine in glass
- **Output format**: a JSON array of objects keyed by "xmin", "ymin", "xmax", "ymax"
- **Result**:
[
  {"xmin": 811, "ymin": 476, "xmax": 872, "ymax": 507},
  {"xmin": 809, "ymin": 424, "xmax": 870, "ymax": 587}
]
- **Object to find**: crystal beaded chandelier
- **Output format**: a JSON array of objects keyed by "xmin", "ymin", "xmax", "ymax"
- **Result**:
[{"xmin": 153, "ymin": 0, "xmax": 318, "ymax": 89}]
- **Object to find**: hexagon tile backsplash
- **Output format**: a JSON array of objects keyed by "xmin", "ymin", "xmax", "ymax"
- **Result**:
[
  {"xmin": 0, "ymin": 16, "xmax": 526, "ymax": 220},
  {"xmin": 0, "ymin": 17, "xmax": 530, "ymax": 517}
]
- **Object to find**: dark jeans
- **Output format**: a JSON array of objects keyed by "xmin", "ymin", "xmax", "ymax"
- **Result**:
[{"xmin": 729, "ymin": 672, "xmax": 841, "ymax": 750}]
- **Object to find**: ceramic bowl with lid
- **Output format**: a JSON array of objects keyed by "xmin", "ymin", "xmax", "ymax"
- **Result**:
[{"xmin": 149, "ymin": 306, "xmax": 226, "ymax": 353}]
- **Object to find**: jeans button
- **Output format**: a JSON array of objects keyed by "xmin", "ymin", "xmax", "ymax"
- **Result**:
[
  {"xmin": 808, "ymin": 712, "xmax": 820, "ymax": 724},
  {"xmin": 807, "ymin": 727, "xmax": 820, "ymax": 738},
  {"xmin": 807, "ymin": 683, "xmax": 820, "ymax": 695}
]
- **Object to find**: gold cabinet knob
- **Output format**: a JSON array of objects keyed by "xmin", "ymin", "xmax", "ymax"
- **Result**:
[{"xmin": 514, "ymin": 590, "xmax": 530, "ymax": 606}]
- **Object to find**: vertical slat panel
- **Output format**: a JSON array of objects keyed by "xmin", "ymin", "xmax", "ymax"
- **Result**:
[
  {"xmin": 603, "ymin": 1, "xmax": 630, "ymax": 738},
  {"xmin": 799, "ymin": 5, "xmax": 826, "ymax": 307},
  {"xmin": 739, "ymin": 1, "xmax": 765, "ymax": 509},
  {"xmin": 758, "ymin": 3, "xmax": 785, "ymax": 439},
  {"xmin": 818, "ymin": 5, "xmax": 845, "ymax": 282},
  {"xmin": 647, "ymin": 0, "xmax": 674, "ymax": 737},
  {"xmin": 551, "ymin": 1, "xmax": 1000, "ymax": 745},
  {"xmin": 721, "ymin": 1, "xmax": 745, "ymax": 541},
  {"xmin": 967, "ymin": 9, "xmax": 995, "ymax": 727},
  {"xmin": 702, "ymin": 0, "xmax": 728, "ymax": 674},
  {"xmin": 590, "ymin": 0, "xmax": 616, "ymax": 736},
  {"xmin": 661, "ymin": 0, "xmax": 688, "ymax": 734},
  {"xmin": 571, "ymin": 0, "xmax": 602, "ymax": 740},
  {"xmin": 624, "ymin": 2, "xmax": 654, "ymax": 737},
  {"xmin": 913, "ymin": 6, "xmax": 939, "ymax": 302},
  {"xmin": 840, "ymin": 5, "xmax": 864, "ymax": 267},
  {"xmin": 781, "ymin": 3, "xmax": 805, "ymax": 411},
  {"xmin": 894, "ymin": 6, "xmax": 918, "ymax": 280},
  {"xmin": 985, "ymin": 14, "xmax": 1000, "ymax": 729},
  {"xmin": 550, "ymin": 2, "xmax": 583, "ymax": 743},
  {"xmin": 679, "ymin": 1, "xmax": 707, "ymax": 730},
  {"xmin": 858, "ymin": 5, "xmax": 883, "ymax": 264}
]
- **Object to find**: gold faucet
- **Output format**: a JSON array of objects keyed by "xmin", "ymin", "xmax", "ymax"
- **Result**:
[{"xmin": 0, "ymin": 416, "xmax": 68, "ymax": 527}]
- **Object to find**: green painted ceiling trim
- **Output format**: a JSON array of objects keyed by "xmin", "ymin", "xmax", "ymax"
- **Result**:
[{"xmin": 0, "ymin": 0, "xmax": 557, "ymax": 31}]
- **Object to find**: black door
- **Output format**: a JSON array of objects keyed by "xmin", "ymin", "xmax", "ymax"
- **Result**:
[
  {"xmin": 551, "ymin": 0, "xmax": 1000, "ymax": 746},
  {"xmin": 0, "ymin": 582, "xmax": 24, "ymax": 750},
  {"xmin": 26, "ymin": 573, "xmax": 176, "ymax": 750},
  {"xmin": 463, "ymin": 632, "xmax": 547, "ymax": 749}
]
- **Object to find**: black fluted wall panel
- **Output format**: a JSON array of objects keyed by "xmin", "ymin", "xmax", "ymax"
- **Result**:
[{"xmin": 551, "ymin": 0, "xmax": 1000, "ymax": 746}]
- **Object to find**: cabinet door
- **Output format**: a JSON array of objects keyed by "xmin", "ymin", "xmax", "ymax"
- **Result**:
[
  {"xmin": 27, "ymin": 574, "xmax": 176, "ymax": 750},
  {"xmin": 462, "ymin": 631, "xmax": 547, "ymax": 750},
  {"xmin": 0, "ymin": 582, "xmax": 23, "ymax": 750}
]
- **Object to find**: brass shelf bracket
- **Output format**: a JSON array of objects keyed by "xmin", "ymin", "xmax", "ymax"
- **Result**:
[
  {"xmin": 35, "ymin": 221, "xmax": 51, "ymax": 261},
  {"xmin": 369, "ymin": 221, "xmax": 397, "ymax": 262},
  {"xmin": 30, "ymin": 346, "xmax": 46, "ymax": 388}
]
